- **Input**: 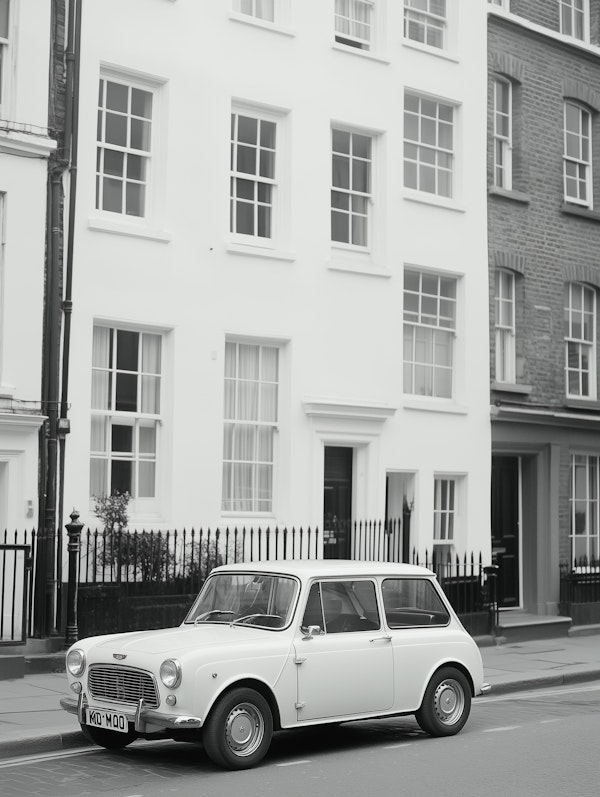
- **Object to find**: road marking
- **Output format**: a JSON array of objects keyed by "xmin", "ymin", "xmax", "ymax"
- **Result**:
[
  {"xmin": 540, "ymin": 719, "xmax": 560, "ymax": 724},
  {"xmin": 483, "ymin": 725, "xmax": 520, "ymax": 733},
  {"xmin": 384, "ymin": 743, "xmax": 413, "ymax": 749},
  {"xmin": 0, "ymin": 746, "xmax": 100, "ymax": 768},
  {"xmin": 276, "ymin": 759, "xmax": 311, "ymax": 767}
]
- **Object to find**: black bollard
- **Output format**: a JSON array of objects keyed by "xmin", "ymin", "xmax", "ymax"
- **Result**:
[{"xmin": 65, "ymin": 509, "xmax": 83, "ymax": 646}]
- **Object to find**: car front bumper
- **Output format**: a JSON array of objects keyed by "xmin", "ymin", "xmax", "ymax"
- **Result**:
[{"xmin": 60, "ymin": 692, "xmax": 203, "ymax": 733}]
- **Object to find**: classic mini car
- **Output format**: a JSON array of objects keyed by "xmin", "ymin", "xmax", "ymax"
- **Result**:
[{"xmin": 61, "ymin": 560, "xmax": 490, "ymax": 769}]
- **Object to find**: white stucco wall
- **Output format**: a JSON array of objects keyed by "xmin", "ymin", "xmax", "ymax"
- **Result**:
[
  {"xmin": 0, "ymin": 0, "xmax": 54, "ymax": 531},
  {"xmin": 62, "ymin": 0, "xmax": 491, "ymax": 560}
]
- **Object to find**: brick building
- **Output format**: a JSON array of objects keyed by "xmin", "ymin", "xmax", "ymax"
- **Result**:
[{"xmin": 488, "ymin": 0, "xmax": 600, "ymax": 620}]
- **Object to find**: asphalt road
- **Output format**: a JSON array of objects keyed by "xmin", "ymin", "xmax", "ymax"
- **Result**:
[{"xmin": 1, "ymin": 683, "xmax": 599, "ymax": 797}]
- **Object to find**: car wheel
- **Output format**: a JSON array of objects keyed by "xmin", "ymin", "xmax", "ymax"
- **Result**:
[
  {"xmin": 415, "ymin": 667, "xmax": 471, "ymax": 737},
  {"xmin": 80, "ymin": 723, "xmax": 138, "ymax": 749},
  {"xmin": 203, "ymin": 687, "xmax": 273, "ymax": 770}
]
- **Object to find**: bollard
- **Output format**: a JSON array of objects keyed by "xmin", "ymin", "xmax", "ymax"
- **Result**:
[{"xmin": 65, "ymin": 509, "xmax": 83, "ymax": 646}]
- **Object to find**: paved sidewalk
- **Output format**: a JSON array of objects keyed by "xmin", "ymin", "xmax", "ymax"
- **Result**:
[{"xmin": 1, "ymin": 634, "xmax": 599, "ymax": 761}]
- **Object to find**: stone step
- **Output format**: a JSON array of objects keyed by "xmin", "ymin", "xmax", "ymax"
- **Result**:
[
  {"xmin": 0, "ymin": 655, "xmax": 25, "ymax": 681},
  {"xmin": 496, "ymin": 612, "xmax": 572, "ymax": 643}
]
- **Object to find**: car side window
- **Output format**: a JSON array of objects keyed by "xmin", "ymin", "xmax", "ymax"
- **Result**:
[
  {"xmin": 320, "ymin": 580, "xmax": 380, "ymax": 633},
  {"xmin": 382, "ymin": 578, "xmax": 450, "ymax": 628}
]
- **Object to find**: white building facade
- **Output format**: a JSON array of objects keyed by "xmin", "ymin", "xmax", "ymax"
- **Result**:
[
  {"xmin": 0, "ymin": 0, "xmax": 55, "ymax": 533},
  {"xmin": 62, "ymin": 0, "xmax": 491, "ymax": 562}
]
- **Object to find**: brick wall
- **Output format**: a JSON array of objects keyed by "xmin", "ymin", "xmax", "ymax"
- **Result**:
[{"xmin": 488, "ymin": 18, "xmax": 600, "ymax": 407}]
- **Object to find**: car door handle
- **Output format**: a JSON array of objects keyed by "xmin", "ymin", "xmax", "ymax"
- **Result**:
[{"xmin": 369, "ymin": 634, "xmax": 392, "ymax": 643}]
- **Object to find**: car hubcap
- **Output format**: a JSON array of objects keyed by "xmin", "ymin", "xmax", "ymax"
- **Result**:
[
  {"xmin": 433, "ymin": 679, "xmax": 464, "ymax": 725},
  {"xmin": 225, "ymin": 702, "xmax": 264, "ymax": 756}
]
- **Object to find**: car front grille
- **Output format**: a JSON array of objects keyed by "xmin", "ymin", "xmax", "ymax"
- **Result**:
[{"xmin": 88, "ymin": 665, "xmax": 159, "ymax": 708}]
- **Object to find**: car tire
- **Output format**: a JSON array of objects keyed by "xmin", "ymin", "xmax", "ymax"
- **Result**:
[
  {"xmin": 203, "ymin": 687, "xmax": 273, "ymax": 770},
  {"xmin": 415, "ymin": 667, "xmax": 471, "ymax": 737},
  {"xmin": 80, "ymin": 723, "xmax": 138, "ymax": 749}
]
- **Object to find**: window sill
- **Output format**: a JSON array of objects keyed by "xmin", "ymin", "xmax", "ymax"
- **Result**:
[
  {"xmin": 88, "ymin": 215, "xmax": 172, "ymax": 242},
  {"xmin": 403, "ymin": 190, "xmax": 465, "ymax": 213},
  {"xmin": 403, "ymin": 398, "xmax": 468, "ymax": 415},
  {"xmin": 331, "ymin": 42, "xmax": 391, "ymax": 65},
  {"xmin": 491, "ymin": 382, "xmax": 533, "ymax": 395},
  {"xmin": 488, "ymin": 186, "xmax": 531, "ymax": 204},
  {"xmin": 564, "ymin": 398, "xmax": 600, "ymax": 411},
  {"xmin": 228, "ymin": 12, "xmax": 295, "ymax": 38},
  {"xmin": 226, "ymin": 241, "xmax": 296, "ymax": 262},
  {"xmin": 327, "ymin": 247, "xmax": 390, "ymax": 278},
  {"xmin": 561, "ymin": 203, "xmax": 600, "ymax": 223},
  {"xmin": 402, "ymin": 39, "xmax": 459, "ymax": 64}
]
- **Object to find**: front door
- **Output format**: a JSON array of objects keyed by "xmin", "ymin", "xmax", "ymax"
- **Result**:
[
  {"xmin": 491, "ymin": 456, "xmax": 521, "ymax": 607},
  {"xmin": 323, "ymin": 447, "xmax": 353, "ymax": 559}
]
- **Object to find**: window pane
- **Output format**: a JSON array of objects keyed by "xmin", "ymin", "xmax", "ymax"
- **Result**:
[{"xmin": 115, "ymin": 372, "xmax": 138, "ymax": 412}]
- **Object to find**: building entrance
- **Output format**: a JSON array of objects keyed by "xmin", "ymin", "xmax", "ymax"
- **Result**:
[
  {"xmin": 323, "ymin": 446, "xmax": 353, "ymax": 559},
  {"xmin": 491, "ymin": 455, "xmax": 521, "ymax": 608}
]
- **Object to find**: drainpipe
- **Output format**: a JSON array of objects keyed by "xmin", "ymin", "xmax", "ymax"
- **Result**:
[{"xmin": 57, "ymin": 0, "xmax": 82, "ymax": 622}]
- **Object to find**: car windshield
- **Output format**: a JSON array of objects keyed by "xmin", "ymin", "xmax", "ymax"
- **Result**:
[{"xmin": 185, "ymin": 573, "xmax": 299, "ymax": 630}]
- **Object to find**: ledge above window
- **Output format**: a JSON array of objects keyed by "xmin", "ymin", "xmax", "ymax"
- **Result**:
[
  {"xmin": 488, "ymin": 186, "xmax": 531, "ymax": 204},
  {"xmin": 491, "ymin": 382, "xmax": 533, "ymax": 395},
  {"xmin": 561, "ymin": 203, "xmax": 600, "ymax": 223}
]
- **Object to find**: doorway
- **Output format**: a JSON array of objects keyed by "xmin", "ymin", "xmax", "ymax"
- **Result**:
[
  {"xmin": 491, "ymin": 455, "xmax": 521, "ymax": 608},
  {"xmin": 323, "ymin": 446, "xmax": 353, "ymax": 559}
]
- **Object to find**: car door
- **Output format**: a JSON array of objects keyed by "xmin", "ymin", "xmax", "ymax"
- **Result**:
[{"xmin": 293, "ymin": 579, "xmax": 394, "ymax": 722}]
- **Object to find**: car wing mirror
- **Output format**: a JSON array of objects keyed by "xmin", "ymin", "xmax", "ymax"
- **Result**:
[{"xmin": 301, "ymin": 624, "xmax": 323, "ymax": 640}]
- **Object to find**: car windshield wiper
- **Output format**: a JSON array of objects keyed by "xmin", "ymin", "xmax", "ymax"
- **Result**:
[
  {"xmin": 193, "ymin": 610, "xmax": 235, "ymax": 624},
  {"xmin": 231, "ymin": 613, "xmax": 281, "ymax": 626}
]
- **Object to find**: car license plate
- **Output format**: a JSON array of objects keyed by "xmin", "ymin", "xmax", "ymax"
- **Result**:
[{"xmin": 86, "ymin": 708, "xmax": 129, "ymax": 733}]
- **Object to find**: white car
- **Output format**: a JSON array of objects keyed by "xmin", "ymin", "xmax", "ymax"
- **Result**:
[{"xmin": 61, "ymin": 559, "xmax": 490, "ymax": 769}]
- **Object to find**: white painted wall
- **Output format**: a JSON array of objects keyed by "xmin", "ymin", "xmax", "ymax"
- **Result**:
[
  {"xmin": 62, "ymin": 0, "xmax": 491, "ymax": 560},
  {"xmin": 0, "ymin": 0, "xmax": 54, "ymax": 531}
]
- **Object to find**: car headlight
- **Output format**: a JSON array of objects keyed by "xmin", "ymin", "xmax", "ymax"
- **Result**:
[
  {"xmin": 160, "ymin": 658, "xmax": 182, "ymax": 689},
  {"xmin": 66, "ymin": 648, "xmax": 86, "ymax": 677}
]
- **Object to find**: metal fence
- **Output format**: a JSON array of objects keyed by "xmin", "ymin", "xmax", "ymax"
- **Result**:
[
  {"xmin": 77, "ymin": 524, "xmax": 493, "ymax": 619},
  {"xmin": 559, "ymin": 557, "xmax": 600, "ymax": 623}
]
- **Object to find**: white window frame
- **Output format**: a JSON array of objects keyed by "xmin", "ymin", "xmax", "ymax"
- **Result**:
[
  {"xmin": 96, "ymin": 74, "xmax": 157, "ymax": 221},
  {"xmin": 404, "ymin": 92, "xmax": 454, "ymax": 199},
  {"xmin": 230, "ymin": 104, "xmax": 288, "ymax": 249},
  {"xmin": 90, "ymin": 324, "xmax": 163, "ymax": 514},
  {"xmin": 433, "ymin": 476, "xmax": 457, "ymax": 548},
  {"xmin": 403, "ymin": 0, "xmax": 446, "ymax": 51},
  {"xmin": 564, "ymin": 101, "xmax": 592, "ymax": 207},
  {"xmin": 222, "ymin": 340, "xmax": 280, "ymax": 515},
  {"xmin": 570, "ymin": 453, "xmax": 600, "ymax": 564},
  {"xmin": 565, "ymin": 282, "xmax": 596, "ymax": 399},
  {"xmin": 0, "ymin": 0, "xmax": 11, "ymax": 117},
  {"xmin": 334, "ymin": 0, "xmax": 374, "ymax": 51},
  {"xmin": 493, "ymin": 78, "xmax": 513, "ymax": 191},
  {"xmin": 233, "ymin": 0, "xmax": 275, "ymax": 22},
  {"xmin": 331, "ymin": 127, "xmax": 373, "ymax": 250},
  {"xmin": 495, "ymin": 269, "xmax": 516, "ymax": 384},
  {"xmin": 403, "ymin": 268, "xmax": 457, "ymax": 399},
  {"xmin": 559, "ymin": 0, "xmax": 587, "ymax": 42}
]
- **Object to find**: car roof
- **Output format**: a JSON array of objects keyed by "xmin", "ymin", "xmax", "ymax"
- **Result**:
[{"xmin": 210, "ymin": 559, "xmax": 435, "ymax": 579}]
